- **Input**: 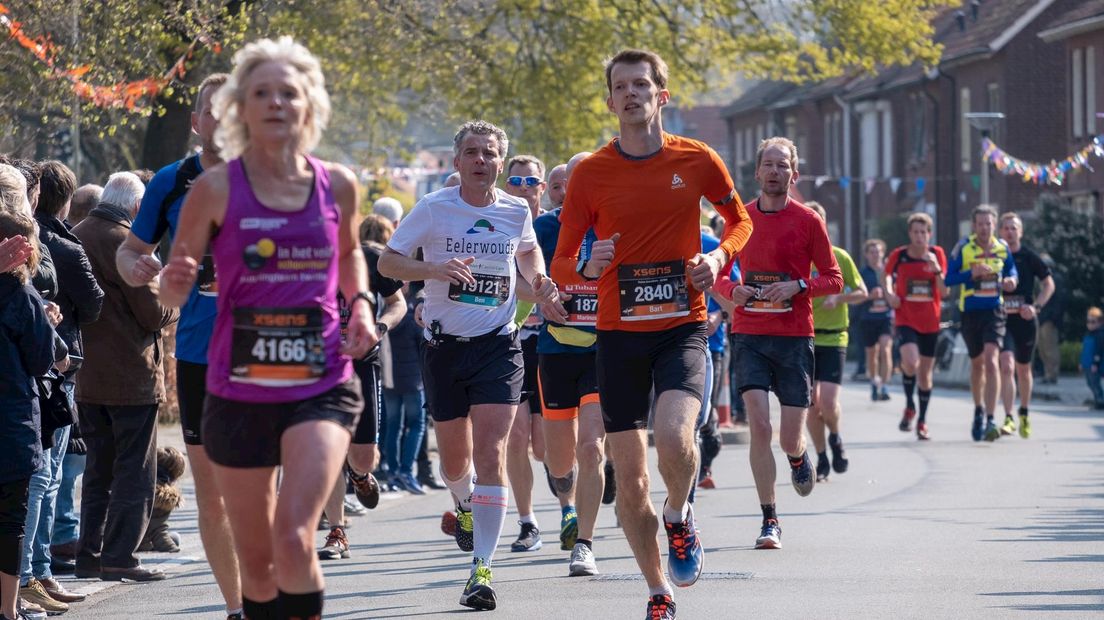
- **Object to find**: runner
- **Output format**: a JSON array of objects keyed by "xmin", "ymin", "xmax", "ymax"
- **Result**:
[
  {"xmin": 859, "ymin": 239, "xmax": 893, "ymax": 401},
  {"xmin": 115, "ymin": 72, "xmax": 244, "ymax": 620},
  {"xmin": 944, "ymin": 205, "xmax": 1018, "ymax": 442},
  {"xmin": 534, "ymin": 158, "xmax": 604, "ymax": 575},
  {"xmin": 696, "ymin": 229, "xmax": 738, "ymax": 490},
  {"xmin": 551, "ymin": 49, "xmax": 752, "ymax": 620},
  {"xmin": 714, "ymin": 137, "xmax": 842, "ymax": 551},
  {"xmin": 884, "ymin": 213, "xmax": 948, "ymax": 440},
  {"xmin": 317, "ymin": 213, "xmax": 407, "ymax": 561},
  {"xmin": 502, "ymin": 154, "xmax": 549, "ymax": 554},
  {"xmin": 805, "ymin": 202, "xmax": 866, "ymax": 482},
  {"xmin": 996, "ymin": 212, "xmax": 1055, "ymax": 438},
  {"xmin": 158, "ymin": 38, "xmax": 379, "ymax": 620},
  {"xmin": 546, "ymin": 163, "xmax": 567, "ymax": 208},
  {"xmin": 379, "ymin": 120, "xmax": 564, "ymax": 611}
]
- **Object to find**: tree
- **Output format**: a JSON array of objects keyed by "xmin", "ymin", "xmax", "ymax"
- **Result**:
[
  {"xmin": 1032, "ymin": 194, "xmax": 1104, "ymax": 342},
  {"xmin": 1, "ymin": 0, "xmax": 953, "ymax": 179}
]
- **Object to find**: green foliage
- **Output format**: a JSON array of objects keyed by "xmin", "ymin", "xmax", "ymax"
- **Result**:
[
  {"xmin": 1031, "ymin": 193, "xmax": 1104, "ymax": 342},
  {"xmin": 873, "ymin": 212, "xmax": 911, "ymax": 252}
]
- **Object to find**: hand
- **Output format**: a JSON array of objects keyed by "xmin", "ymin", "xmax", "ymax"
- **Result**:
[
  {"xmin": 413, "ymin": 301, "xmax": 425, "ymax": 328},
  {"xmin": 924, "ymin": 252, "xmax": 942, "ymax": 275},
  {"xmin": 687, "ymin": 252, "xmax": 723, "ymax": 291},
  {"xmin": 871, "ymin": 287, "xmax": 884, "ymax": 300},
  {"xmin": 886, "ymin": 291, "xmax": 901, "ymax": 309},
  {"xmin": 731, "ymin": 285, "xmax": 756, "ymax": 306},
  {"xmin": 0, "ymin": 235, "xmax": 32, "ymax": 272},
  {"xmin": 1001, "ymin": 277, "xmax": 1017, "ymax": 292},
  {"xmin": 760, "ymin": 280, "xmax": 801, "ymax": 304},
  {"xmin": 162, "ymin": 254, "xmax": 198, "ymax": 294},
  {"xmin": 584, "ymin": 233, "xmax": 620, "ymax": 279},
  {"xmin": 1019, "ymin": 304, "xmax": 1037, "ymax": 320},
  {"xmin": 44, "ymin": 301, "xmax": 63, "ymax": 327},
  {"xmin": 130, "ymin": 254, "xmax": 163, "ymax": 285},
  {"xmin": 970, "ymin": 262, "xmax": 993, "ymax": 278},
  {"xmin": 706, "ymin": 311, "xmax": 723, "ymax": 336},
  {"xmin": 532, "ymin": 274, "xmax": 567, "ymax": 323},
  {"xmin": 54, "ymin": 354, "xmax": 70, "ymax": 373},
  {"xmin": 822, "ymin": 295, "xmax": 839, "ymax": 310},
  {"xmin": 341, "ymin": 307, "xmax": 380, "ymax": 359},
  {"xmin": 433, "ymin": 257, "xmax": 475, "ymax": 285}
]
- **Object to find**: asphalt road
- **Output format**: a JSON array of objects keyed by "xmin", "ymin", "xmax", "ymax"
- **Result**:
[{"xmin": 59, "ymin": 381, "xmax": 1104, "ymax": 618}]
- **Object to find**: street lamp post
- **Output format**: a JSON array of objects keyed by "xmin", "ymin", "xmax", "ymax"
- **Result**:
[{"xmin": 965, "ymin": 112, "xmax": 1005, "ymax": 206}]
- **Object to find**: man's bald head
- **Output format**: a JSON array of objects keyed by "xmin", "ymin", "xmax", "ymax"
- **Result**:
[
  {"xmin": 565, "ymin": 151, "xmax": 592, "ymax": 181},
  {"xmin": 444, "ymin": 172, "xmax": 461, "ymax": 188},
  {"xmin": 547, "ymin": 164, "xmax": 567, "ymax": 207},
  {"xmin": 68, "ymin": 184, "xmax": 103, "ymax": 226}
]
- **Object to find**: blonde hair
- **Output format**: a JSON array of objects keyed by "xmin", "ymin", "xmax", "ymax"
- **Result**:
[
  {"xmin": 756, "ymin": 137, "xmax": 799, "ymax": 171},
  {"xmin": 805, "ymin": 200, "xmax": 826, "ymax": 221},
  {"xmin": 213, "ymin": 37, "xmax": 331, "ymax": 160},
  {"xmin": 0, "ymin": 164, "xmax": 31, "ymax": 217},
  {"xmin": 359, "ymin": 213, "xmax": 394, "ymax": 245},
  {"xmin": 0, "ymin": 210, "xmax": 40, "ymax": 284},
  {"xmin": 907, "ymin": 212, "xmax": 933, "ymax": 232},
  {"xmin": 999, "ymin": 211, "xmax": 1022, "ymax": 228},
  {"xmin": 1088, "ymin": 307, "xmax": 1103, "ymax": 321},
  {"xmin": 863, "ymin": 238, "xmax": 886, "ymax": 253}
]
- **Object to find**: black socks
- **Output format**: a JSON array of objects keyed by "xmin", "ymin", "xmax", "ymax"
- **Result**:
[
  {"xmin": 761, "ymin": 504, "xmax": 777, "ymax": 522},
  {"xmin": 902, "ymin": 373, "xmax": 917, "ymax": 409},
  {"xmin": 918, "ymin": 389, "xmax": 932, "ymax": 423},
  {"xmin": 278, "ymin": 590, "xmax": 323, "ymax": 620}
]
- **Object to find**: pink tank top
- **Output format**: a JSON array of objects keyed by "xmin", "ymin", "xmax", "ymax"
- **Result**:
[{"xmin": 206, "ymin": 155, "xmax": 351, "ymax": 403}]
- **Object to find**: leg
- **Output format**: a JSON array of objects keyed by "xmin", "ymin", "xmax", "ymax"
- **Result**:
[
  {"xmin": 970, "ymin": 356, "xmax": 985, "ymax": 407},
  {"xmin": 542, "ymin": 417, "xmax": 578, "ymax": 479},
  {"xmin": 321, "ymin": 474, "xmax": 345, "ymax": 530},
  {"xmin": 506, "ymin": 402, "xmax": 535, "ymax": 519},
  {"xmin": 1016, "ymin": 362, "xmax": 1034, "ymax": 410},
  {"xmin": 19, "ymin": 438, "xmax": 55, "ymax": 585},
  {"xmin": 744, "ymin": 390, "xmax": 776, "ymax": 506},
  {"xmin": 29, "ymin": 425, "xmax": 69, "ymax": 582},
  {"xmin": 865, "ymin": 345, "xmax": 879, "ymax": 391},
  {"xmin": 575, "ymin": 402, "xmax": 605, "ymax": 542},
  {"xmin": 469, "ymin": 404, "xmax": 515, "ymax": 565},
  {"xmin": 999, "ymin": 350, "xmax": 1015, "ymax": 416},
  {"xmin": 982, "ymin": 343, "xmax": 1001, "ymax": 417},
  {"xmin": 75, "ymin": 403, "xmax": 114, "ymax": 567},
  {"xmin": 652, "ymin": 390, "xmax": 700, "ymax": 519},
  {"xmin": 399, "ymin": 391, "xmax": 427, "ymax": 477},
  {"xmin": 806, "ymin": 382, "xmax": 826, "ymax": 454},
  {"xmin": 184, "ymin": 444, "xmax": 242, "ymax": 612},
  {"xmin": 606, "ymin": 430, "xmax": 665, "ymax": 590},
  {"xmin": 778, "ymin": 405, "xmax": 809, "ymax": 460},
  {"xmin": 211, "ymin": 466, "xmax": 279, "ymax": 604},
  {"xmin": 899, "ymin": 343, "xmax": 920, "ymax": 378},
  {"xmin": 382, "ymin": 389, "xmax": 404, "ymax": 476},
  {"xmin": 52, "ymin": 452, "xmax": 84, "ymax": 547},
  {"xmin": 818, "ymin": 383, "xmax": 843, "ymax": 434},
  {"xmin": 878, "ymin": 334, "xmax": 894, "ymax": 388},
  {"xmin": 346, "ymin": 443, "xmax": 379, "ymax": 481},
  {"xmin": 101, "ymin": 405, "xmax": 157, "ymax": 569},
  {"xmin": 918, "ymin": 356, "xmax": 937, "ymax": 391}
]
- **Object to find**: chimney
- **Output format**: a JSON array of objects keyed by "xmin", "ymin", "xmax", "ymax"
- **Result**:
[
  {"xmin": 956, "ymin": 10, "xmax": 967, "ymax": 31},
  {"xmin": 971, "ymin": 0, "xmax": 980, "ymax": 21}
]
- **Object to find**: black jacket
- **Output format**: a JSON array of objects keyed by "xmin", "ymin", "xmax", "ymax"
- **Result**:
[
  {"xmin": 0, "ymin": 274, "xmax": 61, "ymax": 484},
  {"xmin": 35, "ymin": 213, "xmax": 103, "ymax": 373},
  {"xmin": 382, "ymin": 299, "xmax": 423, "ymax": 393}
]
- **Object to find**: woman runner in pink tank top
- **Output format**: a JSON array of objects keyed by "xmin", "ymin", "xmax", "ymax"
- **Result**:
[{"xmin": 159, "ymin": 37, "xmax": 378, "ymax": 620}]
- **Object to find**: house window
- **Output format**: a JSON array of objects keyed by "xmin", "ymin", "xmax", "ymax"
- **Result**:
[
  {"xmin": 1089, "ymin": 47, "xmax": 1098, "ymax": 135},
  {"xmin": 987, "ymin": 82, "xmax": 1001, "ymax": 142},
  {"xmin": 961, "ymin": 87, "xmax": 972, "ymax": 172},
  {"xmin": 880, "ymin": 106, "xmax": 893, "ymax": 177},
  {"xmin": 910, "ymin": 95, "xmax": 927, "ymax": 163},
  {"xmin": 1073, "ymin": 46, "xmax": 1098, "ymax": 137}
]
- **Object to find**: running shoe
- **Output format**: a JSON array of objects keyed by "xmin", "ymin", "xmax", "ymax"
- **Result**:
[
  {"xmin": 454, "ymin": 506, "xmax": 474, "ymax": 552},
  {"xmin": 1000, "ymin": 415, "xmax": 1016, "ymax": 436},
  {"xmin": 394, "ymin": 472, "xmax": 426, "ymax": 495},
  {"xmin": 790, "ymin": 451, "xmax": 815, "ymax": 497},
  {"xmin": 459, "ymin": 560, "xmax": 496, "ymax": 611},
  {"xmin": 899, "ymin": 407, "xmax": 916, "ymax": 432},
  {"xmin": 815, "ymin": 451, "xmax": 830, "ymax": 482},
  {"xmin": 560, "ymin": 507, "xmax": 578, "ymax": 551},
  {"xmin": 870, "ymin": 385, "xmax": 879, "ymax": 401},
  {"xmin": 983, "ymin": 420, "xmax": 1000, "ymax": 442},
  {"xmin": 349, "ymin": 469, "xmax": 380, "ymax": 509},
  {"xmin": 697, "ymin": 467, "xmax": 715, "ymax": 489},
  {"xmin": 755, "ymin": 519, "xmax": 782, "ymax": 549},
  {"xmin": 971, "ymin": 412, "xmax": 985, "ymax": 442},
  {"xmin": 1019, "ymin": 415, "xmax": 1031, "ymax": 439},
  {"xmin": 916, "ymin": 422, "xmax": 930, "ymax": 441},
  {"xmin": 879, "ymin": 387, "xmax": 891, "ymax": 401},
  {"xmin": 228, "ymin": 613, "xmax": 244, "ymax": 620},
  {"xmin": 344, "ymin": 496, "xmax": 368, "ymax": 516},
  {"xmin": 602, "ymin": 461, "xmax": 617, "ymax": 505},
  {"xmin": 663, "ymin": 502, "xmax": 703, "ymax": 587},
  {"xmin": 441, "ymin": 511, "xmax": 458, "ymax": 537},
  {"xmin": 568, "ymin": 542, "xmax": 598, "ymax": 576},
  {"xmin": 317, "ymin": 526, "xmax": 350, "ymax": 560},
  {"xmin": 645, "ymin": 594, "xmax": 676, "ymax": 620},
  {"xmin": 829, "ymin": 435, "xmax": 849, "ymax": 474},
  {"xmin": 510, "ymin": 521, "xmax": 542, "ymax": 552}
]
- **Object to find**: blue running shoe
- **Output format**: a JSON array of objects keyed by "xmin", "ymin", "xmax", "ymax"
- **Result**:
[
  {"xmin": 560, "ymin": 506, "xmax": 578, "ymax": 551},
  {"xmin": 663, "ymin": 502, "xmax": 703, "ymax": 587},
  {"xmin": 971, "ymin": 413, "xmax": 984, "ymax": 442},
  {"xmin": 790, "ymin": 451, "xmax": 815, "ymax": 497}
]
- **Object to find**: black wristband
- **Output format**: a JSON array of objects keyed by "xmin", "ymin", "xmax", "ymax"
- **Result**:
[{"xmin": 350, "ymin": 291, "xmax": 372, "ymax": 309}]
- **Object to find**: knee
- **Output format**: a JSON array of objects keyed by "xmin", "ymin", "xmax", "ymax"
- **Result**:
[
  {"xmin": 272, "ymin": 523, "xmax": 313, "ymax": 564},
  {"xmin": 748, "ymin": 415, "xmax": 773, "ymax": 444},
  {"xmin": 576, "ymin": 439, "xmax": 603, "ymax": 472},
  {"xmin": 779, "ymin": 433, "xmax": 803, "ymax": 457}
]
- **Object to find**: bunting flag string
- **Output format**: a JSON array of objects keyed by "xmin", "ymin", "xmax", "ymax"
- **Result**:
[
  {"xmin": 0, "ymin": 2, "xmax": 218, "ymax": 112},
  {"xmin": 983, "ymin": 135, "xmax": 1104, "ymax": 187}
]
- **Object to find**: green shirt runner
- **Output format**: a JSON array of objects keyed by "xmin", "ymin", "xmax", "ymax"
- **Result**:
[{"xmin": 812, "ymin": 246, "xmax": 863, "ymax": 347}]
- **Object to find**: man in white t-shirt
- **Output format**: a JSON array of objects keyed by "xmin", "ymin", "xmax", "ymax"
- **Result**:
[{"xmin": 379, "ymin": 120, "xmax": 563, "ymax": 612}]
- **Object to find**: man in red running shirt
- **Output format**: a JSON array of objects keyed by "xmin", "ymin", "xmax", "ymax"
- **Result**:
[{"xmin": 714, "ymin": 137, "xmax": 842, "ymax": 551}]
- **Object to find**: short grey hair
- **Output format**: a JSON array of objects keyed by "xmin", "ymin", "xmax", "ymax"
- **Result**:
[
  {"xmin": 101, "ymin": 172, "xmax": 146, "ymax": 211},
  {"xmin": 372, "ymin": 196, "xmax": 403, "ymax": 223},
  {"xmin": 453, "ymin": 120, "xmax": 508, "ymax": 158},
  {"xmin": 0, "ymin": 164, "xmax": 31, "ymax": 217}
]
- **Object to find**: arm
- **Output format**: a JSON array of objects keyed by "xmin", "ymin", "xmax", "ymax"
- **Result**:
[
  {"xmin": 807, "ymin": 223, "xmax": 843, "ymax": 297},
  {"xmin": 19, "ymin": 292, "xmax": 60, "ymax": 376},
  {"xmin": 116, "ymin": 234, "xmax": 163, "ymax": 287},
  {"xmin": 160, "ymin": 170, "xmax": 226, "ymax": 308},
  {"xmin": 516, "ymin": 244, "xmax": 566, "ymax": 321},
  {"xmin": 377, "ymin": 290, "xmax": 407, "ymax": 332},
  {"xmin": 331, "ymin": 165, "xmax": 379, "ymax": 358},
  {"xmin": 1000, "ymin": 248, "xmax": 1018, "ymax": 291},
  {"xmin": 33, "ymin": 241, "xmax": 58, "ymax": 300},
  {"xmin": 942, "ymin": 242, "xmax": 970, "ymax": 286},
  {"xmin": 70, "ymin": 247, "xmax": 104, "ymax": 325},
  {"xmin": 549, "ymin": 223, "xmax": 590, "ymax": 286}
]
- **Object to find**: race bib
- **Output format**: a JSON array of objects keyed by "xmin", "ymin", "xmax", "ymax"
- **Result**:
[
  {"xmin": 617, "ymin": 260, "xmax": 689, "ymax": 321},
  {"xmin": 906, "ymin": 279, "xmax": 933, "ymax": 302},
  {"xmin": 196, "ymin": 254, "xmax": 218, "ymax": 297},
  {"xmin": 1004, "ymin": 295, "xmax": 1025, "ymax": 313},
  {"xmin": 743, "ymin": 272, "xmax": 792, "ymax": 313},
  {"xmin": 976, "ymin": 273, "xmax": 999, "ymax": 297},
  {"xmin": 869, "ymin": 294, "xmax": 890, "ymax": 313},
  {"xmin": 448, "ymin": 258, "xmax": 511, "ymax": 308},
  {"xmin": 564, "ymin": 282, "xmax": 598, "ymax": 326},
  {"xmin": 231, "ymin": 307, "xmax": 325, "ymax": 386}
]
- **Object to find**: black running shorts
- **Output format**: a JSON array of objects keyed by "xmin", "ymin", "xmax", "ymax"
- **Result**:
[
  {"xmin": 961, "ymin": 308, "xmax": 1006, "ymax": 359},
  {"xmin": 731, "ymin": 334, "xmax": 814, "ymax": 408},
  {"xmin": 519, "ymin": 335, "xmax": 542, "ymax": 414},
  {"xmin": 813, "ymin": 345, "xmax": 847, "ymax": 385},
  {"xmin": 202, "ymin": 377, "xmax": 363, "ymax": 468},
  {"xmin": 351, "ymin": 358, "xmax": 382, "ymax": 445},
  {"xmin": 596, "ymin": 321, "xmax": 707, "ymax": 433},
  {"xmin": 896, "ymin": 325, "xmax": 938, "ymax": 358},
  {"xmin": 176, "ymin": 360, "xmax": 207, "ymax": 446},
  {"xmin": 538, "ymin": 352, "xmax": 600, "ymax": 421},
  {"xmin": 861, "ymin": 318, "xmax": 893, "ymax": 348},
  {"xmin": 1002, "ymin": 314, "xmax": 1037, "ymax": 365},
  {"xmin": 422, "ymin": 329, "xmax": 523, "ymax": 422}
]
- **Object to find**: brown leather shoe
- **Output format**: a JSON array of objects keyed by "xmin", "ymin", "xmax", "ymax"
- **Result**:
[
  {"xmin": 73, "ymin": 559, "xmax": 101, "ymax": 579},
  {"xmin": 40, "ymin": 577, "xmax": 87, "ymax": 603},
  {"xmin": 100, "ymin": 565, "xmax": 166, "ymax": 582},
  {"xmin": 50, "ymin": 540, "xmax": 78, "ymax": 560}
]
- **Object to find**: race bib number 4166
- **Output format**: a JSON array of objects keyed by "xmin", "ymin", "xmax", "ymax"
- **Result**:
[
  {"xmin": 231, "ymin": 307, "xmax": 325, "ymax": 386},
  {"xmin": 617, "ymin": 260, "xmax": 689, "ymax": 321}
]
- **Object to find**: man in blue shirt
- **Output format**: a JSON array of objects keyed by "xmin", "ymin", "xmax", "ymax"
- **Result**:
[{"xmin": 115, "ymin": 73, "xmax": 243, "ymax": 620}]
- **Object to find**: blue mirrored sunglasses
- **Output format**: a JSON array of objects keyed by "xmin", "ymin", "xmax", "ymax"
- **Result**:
[{"xmin": 506, "ymin": 176, "xmax": 542, "ymax": 187}]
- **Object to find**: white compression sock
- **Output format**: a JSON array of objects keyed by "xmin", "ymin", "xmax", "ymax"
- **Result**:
[
  {"xmin": 471, "ymin": 484, "xmax": 509, "ymax": 566},
  {"xmin": 441, "ymin": 464, "xmax": 475, "ymax": 511},
  {"xmin": 518, "ymin": 513, "xmax": 537, "ymax": 526}
]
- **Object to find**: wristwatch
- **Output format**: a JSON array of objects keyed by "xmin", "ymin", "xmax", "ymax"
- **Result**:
[
  {"xmin": 797, "ymin": 279, "xmax": 808, "ymax": 294},
  {"xmin": 350, "ymin": 291, "xmax": 373, "ymax": 309},
  {"xmin": 376, "ymin": 322, "xmax": 389, "ymax": 336},
  {"xmin": 577, "ymin": 258, "xmax": 598, "ymax": 281}
]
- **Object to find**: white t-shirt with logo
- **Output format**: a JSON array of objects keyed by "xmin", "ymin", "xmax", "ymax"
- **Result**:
[{"xmin": 388, "ymin": 186, "xmax": 537, "ymax": 338}]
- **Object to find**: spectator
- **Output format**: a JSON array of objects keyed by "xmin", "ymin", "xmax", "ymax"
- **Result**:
[
  {"xmin": 372, "ymin": 196, "xmax": 403, "ymax": 228},
  {"xmin": 0, "ymin": 210, "xmax": 63, "ymax": 620},
  {"xmin": 381, "ymin": 284, "xmax": 425, "ymax": 494},
  {"xmin": 0, "ymin": 164, "xmax": 56, "ymax": 301},
  {"xmin": 67, "ymin": 185, "xmax": 103, "ymax": 228},
  {"xmin": 1081, "ymin": 307, "xmax": 1104, "ymax": 409},
  {"xmin": 71, "ymin": 172, "xmax": 179, "ymax": 583},
  {"xmin": 19, "ymin": 161, "xmax": 101, "ymax": 610}
]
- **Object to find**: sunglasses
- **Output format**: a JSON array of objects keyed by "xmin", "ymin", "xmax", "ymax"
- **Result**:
[{"xmin": 506, "ymin": 176, "xmax": 542, "ymax": 187}]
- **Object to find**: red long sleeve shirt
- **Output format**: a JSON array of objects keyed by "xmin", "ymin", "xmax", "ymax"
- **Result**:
[{"xmin": 716, "ymin": 197, "xmax": 843, "ymax": 337}]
